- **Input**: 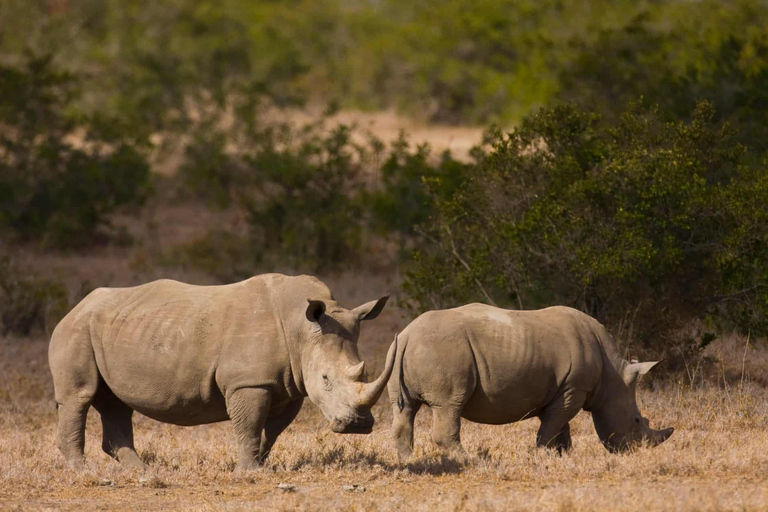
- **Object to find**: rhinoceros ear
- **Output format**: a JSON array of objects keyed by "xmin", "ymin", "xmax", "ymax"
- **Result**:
[
  {"xmin": 306, "ymin": 299, "xmax": 326, "ymax": 322},
  {"xmin": 353, "ymin": 296, "xmax": 389, "ymax": 321},
  {"xmin": 622, "ymin": 361, "xmax": 659, "ymax": 389}
]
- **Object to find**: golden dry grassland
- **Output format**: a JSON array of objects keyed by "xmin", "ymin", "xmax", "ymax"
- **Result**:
[{"xmin": 2, "ymin": 318, "xmax": 768, "ymax": 512}]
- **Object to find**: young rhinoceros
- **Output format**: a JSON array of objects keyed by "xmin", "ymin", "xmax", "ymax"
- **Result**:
[
  {"xmin": 49, "ymin": 274, "xmax": 397, "ymax": 471},
  {"xmin": 389, "ymin": 304, "xmax": 674, "ymax": 458}
]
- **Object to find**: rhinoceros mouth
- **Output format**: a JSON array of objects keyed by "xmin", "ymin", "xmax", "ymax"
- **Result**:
[
  {"xmin": 330, "ymin": 417, "xmax": 374, "ymax": 434},
  {"xmin": 337, "ymin": 423, "xmax": 373, "ymax": 434}
]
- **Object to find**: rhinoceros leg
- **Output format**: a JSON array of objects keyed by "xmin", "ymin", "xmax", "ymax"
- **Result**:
[
  {"xmin": 391, "ymin": 399, "xmax": 423, "ymax": 461},
  {"xmin": 92, "ymin": 385, "xmax": 146, "ymax": 470},
  {"xmin": 258, "ymin": 398, "xmax": 304, "ymax": 464},
  {"xmin": 430, "ymin": 405, "xmax": 465, "ymax": 454},
  {"xmin": 543, "ymin": 423, "xmax": 572, "ymax": 453},
  {"xmin": 536, "ymin": 390, "xmax": 586, "ymax": 453},
  {"xmin": 55, "ymin": 399, "xmax": 93, "ymax": 468},
  {"xmin": 51, "ymin": 330, "xmax": 99, "ymax": 468},
  {"xmin": 226, "ymin": 387, "xmax": 272, "ymax": 471}
]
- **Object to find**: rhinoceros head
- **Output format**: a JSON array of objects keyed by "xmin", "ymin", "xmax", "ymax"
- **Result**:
[
  {"xmin": 592, "ymin": 361, "xmax": 674, "ymax": 452},
  {"xmin": 301, "ymin": 296, "xmax": 397, "ymax": 434}
]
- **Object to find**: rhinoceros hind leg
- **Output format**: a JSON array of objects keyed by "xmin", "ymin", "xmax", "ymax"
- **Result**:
[
  {"xmin": 51, "ymin": 331, "xmax": 99, "ymax": 468},
  {"xmin": 92, "ymin": 387, "xmax": 146, "ymax": 470},
  {"xmin": 536, "ymin": 390, "xmax": 585, "ymax": 453},
  {"xmin": 392, "ymin": 399, "xmax": 423, "ymax": 461},
  {"xmin": 430, "ymin": 405, "xmax": 464, "ymax": 454},
  {"xmin": 55, "ymin": 399, "xmax": 92, "ymax": 468},
  {"xmin": 259, "ymin": 398, "xmax": 304, "ymax": 464},
  {"xmin": 226, "ymin": 387, "xmax": 272, "ymax": 471}
]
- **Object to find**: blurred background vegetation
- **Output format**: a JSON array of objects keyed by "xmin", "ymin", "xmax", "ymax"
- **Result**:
[{"xmin": 1, "ymin": 0, "xmax": 767, "ymax": 372}]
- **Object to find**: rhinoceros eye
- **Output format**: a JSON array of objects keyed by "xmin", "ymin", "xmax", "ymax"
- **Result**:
[
  {"xmin": 634, "ymin": 417, "xmax": 641, "ymax": 424},
  {"xmin": 322, "ymin": 373, "xmax": 331, "ymax": 389}
]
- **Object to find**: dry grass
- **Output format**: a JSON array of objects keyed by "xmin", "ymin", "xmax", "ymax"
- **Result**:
[{"xmin": 2, "ymin": 328, "xmax": 768, "ymax": 511}]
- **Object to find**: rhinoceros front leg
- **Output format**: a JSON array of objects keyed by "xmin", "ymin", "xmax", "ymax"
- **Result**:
[
  {"xmin": 92, "ymin": 386, "xmax": 146, "ymax": 470},
  {"xmin": 536, "ymin": 390, "xmax": 586, "ymax": 454},
  {"xmin": 538, "ymin": 422, "xmax": 572, "ymax": 453},
  {"xmin": 226, "ymin": 387, "xmax": 272, "ymax": 471},
  {"xmin": 259, "ymin": 398, "xmax": 304, "ymax": 464}
]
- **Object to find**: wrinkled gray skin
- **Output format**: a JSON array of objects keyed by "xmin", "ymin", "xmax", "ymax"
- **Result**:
[
  {"xmin": 389, "ymin": 304, "xmax": 674, "ymax": 459},
  {"xmin": 49, "ymin": 274, "xmax": 397, "ymax": 471}
]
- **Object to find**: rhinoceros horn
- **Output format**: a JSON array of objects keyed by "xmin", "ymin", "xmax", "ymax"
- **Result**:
[{"xmin": 357, "ymin": 335, "xmax": 398, "ymax": 408}]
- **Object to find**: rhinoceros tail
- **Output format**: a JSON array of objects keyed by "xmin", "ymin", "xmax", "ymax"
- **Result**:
[{"xmin": 395, "ymin": 333, "xmax": 410, "ymax": 412}]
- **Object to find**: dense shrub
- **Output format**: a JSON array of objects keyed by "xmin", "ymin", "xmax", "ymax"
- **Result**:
[
  {"xmin": 558, "ymin": 7, "xmax": 768, "ymax": 155},
  {"xmin": 0, "ymin": 55, "xmax": 151, "ymax": 249},
  {"xmin": 242, "ymin": 125, "xmax": 371, "ymax": 270},
  {"xmin": 179, "ymin": 106, "xmax": 382, "ymax": 272},
  {"xmin": 168, "ymin": 230, "xmax": 254, "ymax": 284},
  {"xmin": 367, "ymin": 135, "xmax": 469, "ymax": 244},
  {"xmin": 10, "ymin": 0, "xmax": 768, "ymax": 126},
  {"xmin": 0, "ymin": 255, "xmax": 68, "ymax": 337},
  {"xmin": 402, "ymin": 101, "xmax": 768, "ymax": 344},
  {"xmin": 178, "ymin": 111, "xmax": 476, "ymax": 276}
]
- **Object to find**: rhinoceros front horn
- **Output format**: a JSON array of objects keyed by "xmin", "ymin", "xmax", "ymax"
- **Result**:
[{"xmin": 357, "ymin": 335, "xmax": 398, "ymax": 408}]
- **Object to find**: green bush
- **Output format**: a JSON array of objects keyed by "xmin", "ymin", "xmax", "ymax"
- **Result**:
[
  {"xmin": 402, "ymin": 101, "xmax": 768, "ymax": 344},
  {"xmin": 6, "ymin": 0, "xmax": 768, "ymax": 127},
  {"xmin": 367, "ymin": 134, "xmax": 468, "ymax": 243},
  {"xmin": 179, "ymin": 107, "xmax": 381, "ymax": 272},
  {"xmin": 0, "ymin": 55, "xmax": 151, "ymax": 249},
  {"xmin": 558, "ymin": 4, "xmax": 768, "ymax": 155},
  {"xmin": 0, "ymin": 256, "xmax": 69, "ymax": 337},
  {"xmin": 243, "ymin": 125, "xmax": 371, "ymax": 270},
  {"xmin": 168, "ymin": 230, "xmax": 255, "ymax": 284}
]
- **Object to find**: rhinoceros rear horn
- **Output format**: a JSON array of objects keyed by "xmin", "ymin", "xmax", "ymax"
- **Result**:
[
  {"xmin": 346, "ymin": 361, "xmax": 366, "ymax": 381},
  {"xmin": 357, "ymin": 334, "xmax": 398, "ymax": 408},
  {"xmin": 652, "ymin": 427, "xmax": 674, "ymax": 446}
]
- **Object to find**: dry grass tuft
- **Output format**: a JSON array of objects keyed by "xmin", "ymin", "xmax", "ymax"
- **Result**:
[{"xmin": 2, "ymin": 331, "xmax": 768, "ymax": 511}]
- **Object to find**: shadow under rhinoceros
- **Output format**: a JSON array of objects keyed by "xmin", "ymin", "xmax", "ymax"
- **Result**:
[
  {"xmin": 402, "ymin": 454, "xmax": 468, "ymax": 476},
  {"xmin": 271, "ymin": 444, "xmax": 468, "ymax": 476}
]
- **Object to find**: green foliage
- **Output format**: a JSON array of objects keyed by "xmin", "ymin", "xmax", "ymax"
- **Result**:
[
  {"xmin": 403, "ymin": 101, "xmax": 768, "ymax": 341},
  {"xmin": 179, "ymin": 104, "xmax": 383, "ymax": 272},
  {"xmin": 0, "ymin": 255, "xmax": 68, "ymax": 337},
  {"xmin": 168, "ymin": 230, "xmax": 254, "ymax": 284},
  {"xmin": 368, "ymin": 135, "xmax": 468, "ymax": 242},
  {"xmin": 0, "ymin": 55, "xmax": 151, "ymax": 249},
  {"xmin": 6, "ymin": 0, "xmax": 768, "ymax": 129},
  {"xmin": 559, "ymin": 2, "xmax": 768, "ymax": 154},
  {"xmin": 242, "ymin": 124, "xmax": 372, "ymax": 271}
]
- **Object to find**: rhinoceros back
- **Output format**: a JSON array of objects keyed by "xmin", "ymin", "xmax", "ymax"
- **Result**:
[{"xmin": 401, "ymin": 304, "xmax": 604, "ymax": 425}]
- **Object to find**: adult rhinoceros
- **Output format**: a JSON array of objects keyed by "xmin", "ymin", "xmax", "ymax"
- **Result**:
[
  {"xmin": 49, "ymin": 274, "xmax": 396, "ymax": 470},
  {"xmin": 389, "ymin": 304, "xmax": 673, "ymax": 458}
]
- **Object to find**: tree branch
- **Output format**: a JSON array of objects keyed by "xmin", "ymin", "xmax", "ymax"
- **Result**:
[{"xmin": 444, "ymin": 225, "xmax": 498, "ymax": 307}]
